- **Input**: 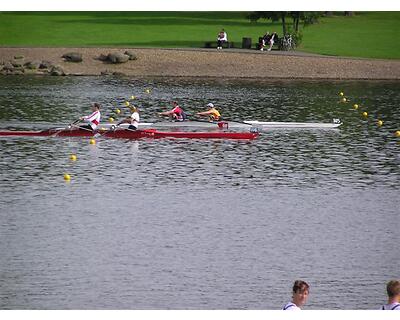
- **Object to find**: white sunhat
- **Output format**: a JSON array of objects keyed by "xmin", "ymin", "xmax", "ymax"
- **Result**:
[{"xmin": 206, "ymin": 103, "xmax": 214, "ymax": 108}]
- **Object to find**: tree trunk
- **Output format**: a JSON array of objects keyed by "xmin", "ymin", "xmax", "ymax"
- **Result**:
[
  {"xmin": 281, "ymin": 12, "xmax": 287, "ymax": 35},
  {"xmin": 344, "ymin": 11, "xmax": 355, "ymax": 16},
  {"xmin": 294, "ymin": 12, "xmax": 300, "ymax": 32}
]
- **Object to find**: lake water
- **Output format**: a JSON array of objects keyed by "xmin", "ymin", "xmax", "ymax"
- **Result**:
[{"xmin": 0, "ymin": 76, "xmax": 399, "ymax": 310}]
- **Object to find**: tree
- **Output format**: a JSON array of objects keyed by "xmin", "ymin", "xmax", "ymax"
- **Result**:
[{"xmin": 247, "ymin": 11, "xmax": 323, "ymax": 35}]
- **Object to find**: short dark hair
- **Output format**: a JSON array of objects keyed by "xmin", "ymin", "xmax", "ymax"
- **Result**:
[
  {"xmin": 387, "ymin": 280, "xmax": 400, "ymax": 297},
  {"xmin": 293, "ymin": 280, "xmax": 310, "ymax": 294},
  {"xmin": 93, "ymin": 103, "xmax": 101, "ymax": 109}
]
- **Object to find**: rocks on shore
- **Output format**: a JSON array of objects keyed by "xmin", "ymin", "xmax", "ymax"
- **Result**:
[
  {"xmin": 0, "ymin": 58, "xmax": 65, "ymax": 76},
  {"xmin": 96, "ymin": 50, "xmax": 138, "ymax": 64},
  {"xmin": 62, "ymin": 52, "xmax": 83, "ymax": 63}
]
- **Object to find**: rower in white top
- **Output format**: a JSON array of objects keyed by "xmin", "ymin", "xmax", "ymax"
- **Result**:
[
  {"xmin": 117, "ymin": 105, "xmax": 140, "ymax": 130},
  {"xmin": 79, "ymin": 103, "xmax": 101, "ymax": 131}
]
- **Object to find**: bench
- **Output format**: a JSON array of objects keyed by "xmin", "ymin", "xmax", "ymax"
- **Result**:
[{"xmin": 204, "ymin": 41, "xmax": 235, "ymax": 49}]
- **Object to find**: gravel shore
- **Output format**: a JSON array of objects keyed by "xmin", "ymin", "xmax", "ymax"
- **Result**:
[{"xmin": 1, "ymin": 47, "xmax": 400, "ymax": 80}]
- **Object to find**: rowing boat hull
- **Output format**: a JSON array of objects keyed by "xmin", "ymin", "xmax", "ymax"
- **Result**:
[
  {"xmin": 243, "ymin": 121, "xmax": 342, "ymax": 128},
  {"xmin": 112, "ymin": 120, "xmax": 341, "ymax": 129},
  {"xmin": 0, "ymin": 129, "xmax": 259, "ymax": 140}
]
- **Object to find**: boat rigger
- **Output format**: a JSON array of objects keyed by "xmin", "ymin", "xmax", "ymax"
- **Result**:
[{"xmin": 0, "ymin": 128, "xmax": 259, "ymax": 140}]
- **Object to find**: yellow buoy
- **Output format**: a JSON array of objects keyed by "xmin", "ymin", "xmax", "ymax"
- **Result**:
[
  {"xmin": 339, "ymin": 92, "xmax": 344, "ymax": 96},
  {"xmin": 109, "ymin": 117, "xmax": 114, "ymax": 123},
  {"xmin": 69, "ymin": 154, "xmax": 77, "ymax": 161},
  {"xmin": 130, "ymin": 95, "xmax": 135, "ymax": 100},
  {"xmin": 395, "ymin": 130, "xmax": 400, "ymax": 137},
  {"xmin": 342, "ymin": 97, "xmax": 347, "ymax": 103},
  {"xmin": 362, "ymin": 112, "xmax": 368, "ymax": 117},
  {"xmin": 89, "ymin": 138, "xmax": 96, "ymax": 145},
  {"xmin": 377, "ymin": 120, "xmax": 383, "ymax": 127},
  {"xmin": 353, "ymin": 104, "xmax": 359, "ymax": 109},
  {"xmin": 115, "ymin": 108, "xmax": 121, "ymax": 114},
  {"xmin": 145, "ymin": 89, "xmax": 151, "ymax": 94},
  {"xmin": 63, "ymin": 173, "xmax": 71, "ymax": 181},
  {"xmin": 124, "ymin": 101, "xmax": 130, "ymax": 107}
]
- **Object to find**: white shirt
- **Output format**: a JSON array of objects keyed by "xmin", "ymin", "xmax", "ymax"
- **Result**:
[
  {"xmin": 381, "ymin": 303, "xmax": 400, "ymax": 310},
  {"xmin": 282, "ymin": 302, "xmax": 301, "ymax": 310},
  {"xmin": 83, "ymin": 110, "xmax": 101, "ymax": 129},
  {"xmin": 130, "ymin": 111, "xmax": 140, "ymax": 128},
  {"xmin": 217, "ymin": 32, "xmax": 227, "ymax": 41}
]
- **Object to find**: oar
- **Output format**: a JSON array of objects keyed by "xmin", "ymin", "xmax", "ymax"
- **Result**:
[
  {"xmin": 218, "ymin": 117, "xmax": 253, "ymax": 126},
  {"xmin": 46, "ymin": 118, "xmax": 82, "ymax": 135}
]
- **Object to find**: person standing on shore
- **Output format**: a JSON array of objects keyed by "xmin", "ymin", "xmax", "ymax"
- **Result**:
[
  {"xmin": 159, "ymin": 101, "xmax": 187, "ymax": 121},
  {"xmin": 196, "ymin": 103, "xmax": 221, "ymax": 121},
  {"xmin": 381, "ymin": 280, "xmax": 400, "ymax": 310},
  {"xmin": 282, "ymin": 280, "xmax": 310, "ymax": 310},
  {"xmin": 79, "ymin": 103, "xmax": 101, "ymax": 131},
  {"xmin": 117, "ymin": 105, "xmax": 140, "ymax": 130}
]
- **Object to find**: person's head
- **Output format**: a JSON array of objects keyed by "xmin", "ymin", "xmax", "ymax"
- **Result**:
[
  {"xmin": 292, "ymin": 280, "xmax": 310, "ymax": 307},
  {"xmin": 92, "ymin": 103, "xmax": 100, "ymax": 111},
  {"xmin": 207, "ymin": 102, "xmax": 214, "ymax": 109},
  {"xmin": 129, "ymin": 106, "xmax": 138, "ymax": 113},
  {"xmin": 386, "ymin": 280, "xmax": 400, "ymax": 300},
  {"xmin": 172, "ymin": 101, "xmax": 178, "ymax": 107}
]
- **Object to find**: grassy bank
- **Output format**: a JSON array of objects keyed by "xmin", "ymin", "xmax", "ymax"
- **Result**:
[
  {"xmin": 300, "ymin": 12, "xmax": 400, "ymax": 59},
  {"xmin": 0, "ymin": 12, "xmax": 399, "ymax": 59}
]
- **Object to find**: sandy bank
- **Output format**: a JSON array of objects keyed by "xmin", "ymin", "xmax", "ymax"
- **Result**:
[{"xmin": 1, "ymin": 47, "xmax": 400, "ymax": 80}]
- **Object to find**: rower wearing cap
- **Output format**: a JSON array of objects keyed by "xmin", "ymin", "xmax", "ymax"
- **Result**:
[
  {"xmin": 196, "ymin": 103, "xmax": 221, "ymax": 121},
  {"xmin": 159, "ymin": 101, "xmax": 187, "ymax": 121},
  {"xmin": 80, "ymin": 103, "xmax": 101, "ymax": 131},
  {"xmin": 117, "ymin": 105, "xmax": 140, "ymax": 130}
]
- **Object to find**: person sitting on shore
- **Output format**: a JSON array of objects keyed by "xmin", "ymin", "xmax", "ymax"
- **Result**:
[
  {"xmin": 79, "ymin": 103, "xmax": 101, "ymax": 131},
  {"xmin": 267, "ymin": 32, "xmax": 278, "ymax": 51},
  {"xmin": 217, "ymin": 29, "xmax": 228, "ymax": 50},
  {"xmin": 381, "ymin": 280, "xmax": 400, "ymax": 310},
  {"xmin": 282, "ymin": 280, "xmax": 310, "ymax": 310},
  {"xmin": 196, "ymin": 103, "xmax": 221, "ymax": 121},
  {"xmin": 260, "ymin": 32, "xmax": 270, "ymax": 51},
  {"xmin": 117, "ymin": 105, "xmax": 140, "ymax": 130},
  {"xmin": 159, "ymin": 101, "xmax": 187, "ymax": 121}
]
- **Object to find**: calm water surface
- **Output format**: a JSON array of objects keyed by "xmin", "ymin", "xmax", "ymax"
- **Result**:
[{"xmin": 0, "ymin": 76, "xmax": 399, "ymax": 309}]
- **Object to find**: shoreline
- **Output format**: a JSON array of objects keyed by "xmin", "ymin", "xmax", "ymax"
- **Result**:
[{"xmin": 1, "ymin": 47, "xmax": 400, "ymax": 80}]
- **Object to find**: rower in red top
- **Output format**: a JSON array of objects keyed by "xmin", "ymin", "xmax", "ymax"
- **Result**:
[
  {"xmin": 79, "ymin": 103, "xmax": 101, "ymax": 131},
  {"xmin": 159, "ymin": 101, "xmax": 187, "ymax": 122}
]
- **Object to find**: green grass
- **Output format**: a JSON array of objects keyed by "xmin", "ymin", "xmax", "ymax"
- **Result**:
[
  {"xmin": 0, "ymin": 12, "xmax": 399, "ymax": 59},
  {"xmin": 0, "ymin": 12, "xmax": 280, "ymax": 47},
  {"xmin": 299, "ymin": 12, "xmax": 400, "ymax": 59}
]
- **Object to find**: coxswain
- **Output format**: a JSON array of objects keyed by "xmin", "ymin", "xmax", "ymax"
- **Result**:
[
  {"xmin": 196, "ymin": 103, "xmax": 221, "ymax": 121},
  {"xmin": 79, "ymin": 103, "xmax": 101, "ymax": 131},
  {"xmin": 159, "ymin": 101, "xmax": 187, "ymax": 121},
  {"xmin": 117, "ymin": 105, "xmax": 140, "ymax": 130}
]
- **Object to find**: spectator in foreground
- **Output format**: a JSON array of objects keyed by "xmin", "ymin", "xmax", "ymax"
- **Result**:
[
  {"xmin": 381, "ymin": 280, "xmax": 400, "ymax": 310},
  {"xmin": 282, "ymin": 280, "xmax": 310, "ymax": 310},
  {"xmin": 217, "ymin": 29, "xmax": 228, "ymax": 50}
]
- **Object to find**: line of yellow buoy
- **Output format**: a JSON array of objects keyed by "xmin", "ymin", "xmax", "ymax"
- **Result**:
[
  {"xmin": 63, "ymin": 89, "xmax": 151, "ymax": 182},
  {"xmin": 338, "ymin": 91, "xmax": 399, "ymax": 138}
]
